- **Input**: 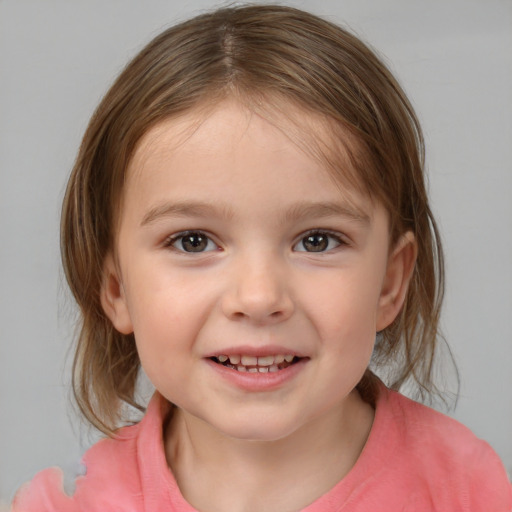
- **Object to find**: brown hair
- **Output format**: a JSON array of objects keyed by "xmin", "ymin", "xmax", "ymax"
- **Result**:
[{"xmin": 61, "ymin": 4, "xmax": 452, "ymax": 435}]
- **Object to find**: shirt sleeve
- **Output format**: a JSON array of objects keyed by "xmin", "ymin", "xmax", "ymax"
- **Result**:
[
  {"xmin": 10, "ymin": 468, "xmax": 78, "ymax": 512},
  {"xmin": 464, "ymin": 440, "xmax": 512, "ymax": 511}
]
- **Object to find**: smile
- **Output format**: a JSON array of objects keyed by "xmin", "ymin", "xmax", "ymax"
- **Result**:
[{"xmin": 211, "ymin": 354, "xmax": 301, "ymax": 373}]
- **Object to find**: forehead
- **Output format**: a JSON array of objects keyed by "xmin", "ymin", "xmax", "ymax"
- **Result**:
[
  {"xmin": 116, "ymin": 98, "xmax": 387, "ymax": 246},
  {"xmin": 127, "ymin": 98, "xmax": 369, "ymax": 205}
]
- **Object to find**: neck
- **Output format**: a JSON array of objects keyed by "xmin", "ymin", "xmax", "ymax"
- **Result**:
[{"xmin": 164, "ymin": 391, "xmax": 374, "ymax": 512}]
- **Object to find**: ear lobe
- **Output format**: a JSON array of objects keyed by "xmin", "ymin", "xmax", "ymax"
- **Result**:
[
  {"xmin": 100, "ymin": 254, "xmax": 134, "ymax": 335},
  {"xmin": 376, "ymin": 232, "xmax": 417, "ymax": 331}
]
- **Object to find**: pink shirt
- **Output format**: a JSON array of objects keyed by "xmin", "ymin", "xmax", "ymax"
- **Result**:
[{"xmin": 12, "ymin": 386, "xmax": 512, "ymax": 511}]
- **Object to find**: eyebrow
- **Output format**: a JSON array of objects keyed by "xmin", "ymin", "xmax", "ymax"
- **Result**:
[
  {"xmin": 141, "ymin": 201, "xmax": 234, "ymax": 226},
  {"xmin": 283, "ymin": 201, "xmax": 371, "ymax": 225},
  {"xmin": 140, "ymin": 200, "xmax": 370, "ymax": 226}
]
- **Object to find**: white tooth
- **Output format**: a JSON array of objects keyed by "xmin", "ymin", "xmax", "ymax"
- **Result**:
[
  {"xmin": 258, "ymin": 367, "xmax": 269, "ymax": 373},
  {"xmin": 229, "ymin": 355, "xmax": 241, "ymax": 365},
  {"xmin": 257, "ymin": 356, "xmax": 274, "ymax": 366},
  {"xmin": 269, "ymin": 365, "xmax": 279, "ymax": 372},
  {"xmin": 237, "ymin": 365, "xmax": 247, "ymax": 372},
  {"xmin": 218, "ymin": 355, "xmax": 228, "ymax": 363},
  {"xmin": 274, "ymin": 355, "xmax": 285, "ymax": 364},
  {"xmin": 241, "ymin": 355, "xmax": 257, "ymax": 366},
  {"xmin": 248, "ymin": 367, "xmax": 258, "ymax": 373},
  {"xmin": 284, "ymin": 354, "xmax": 294, "ymax": 363}
]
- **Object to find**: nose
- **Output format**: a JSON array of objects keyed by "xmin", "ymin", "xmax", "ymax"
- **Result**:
[{"xmin": 221, "ymin": 253, "xmax": 294, "ymax": 324}]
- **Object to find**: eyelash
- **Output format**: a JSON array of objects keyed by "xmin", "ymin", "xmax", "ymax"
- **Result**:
[
  {"xmin": 163, "ymin": 230, "xmax": 219, "ymax": 253},
  {"xmin": 293, "ymin": 230, "xmax": 346, "ymax": 253},
  {"xmin": 163, "ymin": 229, "xmax": 347, "ymax": 254}
]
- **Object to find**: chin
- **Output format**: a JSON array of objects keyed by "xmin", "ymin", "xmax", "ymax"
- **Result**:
[{"xmin": 211, "ymin": 415, "xmax": 301, "ymax": 443}]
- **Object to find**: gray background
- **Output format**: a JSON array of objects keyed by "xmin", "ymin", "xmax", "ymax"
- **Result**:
[{"xmin": 1, "ymin": 0, "xmax": 511, "ymax": 503}]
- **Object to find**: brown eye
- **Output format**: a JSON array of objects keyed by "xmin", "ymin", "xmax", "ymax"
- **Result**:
[
  {"xmin": 294, "ymin": 231, "xmax": 343, "ymax": 253},
  {"xmin": 181, "ymin": 233, "xmax": 207, "ymax": 252},
  {"xmin": 170, "ymin": 232, "xmax": 217, "ymax": 253},
  {"xmin": 303, "ymin": 233, "xmax": 328, "ymax": 252}
]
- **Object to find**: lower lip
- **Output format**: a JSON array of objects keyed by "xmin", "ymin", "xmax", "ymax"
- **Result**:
[{"xmin": 205, "ymin": 358, "xmax": 308, "ymax": 392}]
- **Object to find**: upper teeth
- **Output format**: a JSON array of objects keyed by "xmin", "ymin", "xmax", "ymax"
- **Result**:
[{"xmin": 217, "ymin": 354, "xmax": 295, "ymax": 366}]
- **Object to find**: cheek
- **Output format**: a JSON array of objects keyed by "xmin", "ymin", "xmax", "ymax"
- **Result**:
[
  {"xmin": 128, "ymin": 287, "xmax": 198, "ymax": 401},
  {"xmin": 123, "ymin": 258, "xmax": 205, "ymax": 323},
  {"xmin": 304, "ymin": 270, "xmax": 383, "ymax": 340},
  {"xmin": 122, "ymin": 266, "xmax": 219, "ymax": 360}
]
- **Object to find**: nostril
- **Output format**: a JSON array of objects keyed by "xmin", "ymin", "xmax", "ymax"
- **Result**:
[
  {"xmin": 221, "ymin": 285, "xmax": 294, "ymax": 323},
  {"xmin": 229, "ymin": 310, "xmax": 285, "ymax": 321}
]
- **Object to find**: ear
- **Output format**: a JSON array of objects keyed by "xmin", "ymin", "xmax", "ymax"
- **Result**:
[
  {"xmin": 100, "ymin": 253, "xmax": 134, "ymax": 335},
  {"xmin": 376, "ymin": 231, "xmax": 417, "ymax": 331}
]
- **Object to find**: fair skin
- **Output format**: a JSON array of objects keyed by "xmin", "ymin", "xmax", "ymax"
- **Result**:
[{"xmin": 101, "ymin": 99, "xmax": 416, "ymax": 512}]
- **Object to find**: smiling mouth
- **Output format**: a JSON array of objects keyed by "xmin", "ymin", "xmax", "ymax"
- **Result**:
[{"xmin": 210, "ymin": 354, "xmax": 302, "ymax": 373}]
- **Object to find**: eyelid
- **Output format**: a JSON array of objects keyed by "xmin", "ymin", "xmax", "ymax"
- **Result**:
[
  {"xmin": 163, "ymin": 230, "xmax": 220, "ymax": 253},
  {"xmin": 293, "ymin": 229, "xmax": 348, "ymax": 252}
]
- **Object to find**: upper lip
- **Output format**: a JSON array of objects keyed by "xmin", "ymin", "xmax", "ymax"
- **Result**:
[{"xmin": 204, "ymin": 345, "xmax": 306, "ymax": 358}]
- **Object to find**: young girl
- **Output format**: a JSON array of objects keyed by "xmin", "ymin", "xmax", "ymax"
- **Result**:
[{"xmin": 12, "ymin": 5, "xmax": 511, "ymax": 511}]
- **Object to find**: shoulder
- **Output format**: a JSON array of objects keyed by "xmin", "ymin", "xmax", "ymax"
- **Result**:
[
  {"xmin": 385, "ymin": 388, "xmax": 503, "ymax": 467},
  {"xmin": 10, "ymin": 393, "xmax": 181, "ymax": 511},
  {"xmin": 10, "ymin": 392, "xmax": 175, "ymax": 512},
  {"xmin": 381, "ymin": 388, "xmax": 512, "ymax": 510},
  {"xmin": 10, "ymin": 423, "xmax": 143, "ymax": 512}
]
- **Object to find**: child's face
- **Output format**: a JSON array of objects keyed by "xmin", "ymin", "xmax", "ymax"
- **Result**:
[{"xmin": 102, "ymin": 99, "xmax": 412, "ymax": 442}]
